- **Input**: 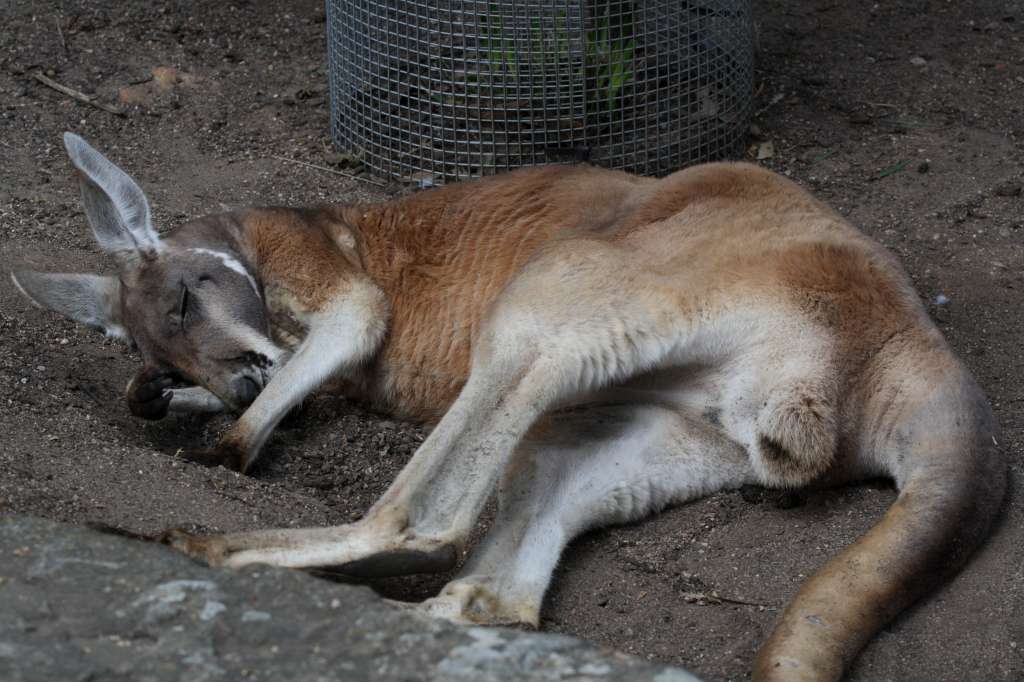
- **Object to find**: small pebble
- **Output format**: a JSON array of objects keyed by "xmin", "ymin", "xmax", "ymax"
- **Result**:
[
  {"xmin": 324, "ymin": 151, "xmax": 362, "ymax": 167},
  {"xmin": 910, "ymin": 56, "xmax": 927, "ymax": 67},
  {"xmin": 934, "ymin": 294, "xmax": 950, "ymax": 305},
  {"xmin": 994, "ymin": 182, "xmax": 1021, "ymax": 197}
]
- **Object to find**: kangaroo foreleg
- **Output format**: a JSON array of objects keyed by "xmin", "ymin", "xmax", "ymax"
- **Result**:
[
  {"xmin": 182, "ymin": 285, "xmax": 386, "ymax": 472},
  {"xmin": 169, "ymin": 346, "xmax": 566, "ymax": 570},
  {"xmin": 168, "ymin": 386, "xmax": 226, "ymax": 414}
]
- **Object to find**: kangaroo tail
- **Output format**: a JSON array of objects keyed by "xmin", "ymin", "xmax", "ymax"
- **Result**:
[{"xmin": 753, "ymin": 366, "xmax": 1006, "ymax": 681}]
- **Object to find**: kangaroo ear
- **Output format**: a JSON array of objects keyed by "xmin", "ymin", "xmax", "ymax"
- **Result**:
[
  {"xmin": 10, "ymin": 270, "xmax": 128, "ymax": 340},
  {"xmin": 63, "ymin": 132, "xmax": 161, "ymax": 265}
]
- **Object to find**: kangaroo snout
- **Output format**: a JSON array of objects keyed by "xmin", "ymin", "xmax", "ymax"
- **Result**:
[{"xmin": 232, "ymin": 375, "xmax": 261, "ymax": 408}]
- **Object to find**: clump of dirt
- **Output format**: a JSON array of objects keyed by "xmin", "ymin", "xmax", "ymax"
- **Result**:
[{"xmin": 0, "ymin": 1, "xmax": 1021, "ymax": 681}]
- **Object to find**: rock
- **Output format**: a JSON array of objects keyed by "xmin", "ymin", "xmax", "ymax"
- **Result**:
[
  {"xmin": 755, "ymin": 141, "xmax": 775, "ymax": 160},
  {"xmin": 151, "ymin": 66, "xmax": 197, "ymax": 91},
  {"xmin": 118, "ymin": 85, "xmax": 153, "ymax": 105},
  {"xmin": 800, "ymin": 74, "xmax": 827, "ymax": 87},
  {"xmin": 404, "ymin": 171, "xmax": 437, "ymax": 189},
  {"xmin": 0, "ymin": 516, "xmax": 702, "ymax": 682},
  {"xmin": 119, "ymin": 67, "xmax": 197, "ymax": 106},
  {"xmin": 910, "ymin": 56, "xmax": 927, "ymax": 66},
  {"xmin": 994, "ymin": 181, "xmax": 1022, "ymax": 197},
  {"xmin": 324, "ymin": 151, "xmax": 363, "ymax": 168}
]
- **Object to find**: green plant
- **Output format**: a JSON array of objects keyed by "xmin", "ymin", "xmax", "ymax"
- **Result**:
[
  {"xmin": 478, "ymin": 4, "xmax": 517, "ymax": 76},
  {"xmin": 471, "ymin": 3, "xmax": 638, "ymax": 116},
  {"xmin": 586, "ymin": 6, "xmax": 636, "ymax": 115}
]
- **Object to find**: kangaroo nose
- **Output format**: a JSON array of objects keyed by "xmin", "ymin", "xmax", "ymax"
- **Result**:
[{"xmin": 233, "ymin": 376, "xmax": 261, "ymax": 407}]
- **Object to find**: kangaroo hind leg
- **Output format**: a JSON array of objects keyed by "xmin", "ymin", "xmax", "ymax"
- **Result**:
[{"xmin": 417, "ymin": 402, "xmax": 756, "ymax": 627}]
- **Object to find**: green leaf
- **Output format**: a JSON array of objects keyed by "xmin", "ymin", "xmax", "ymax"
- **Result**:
[{"xmin": 872, "ymin": 159, "xmax": 911, "ymax": 180}]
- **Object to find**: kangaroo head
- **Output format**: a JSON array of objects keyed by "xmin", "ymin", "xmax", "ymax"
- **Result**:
[{"xmin": 11, "ymin": 133, "xmax": 278, "ymax": 413}]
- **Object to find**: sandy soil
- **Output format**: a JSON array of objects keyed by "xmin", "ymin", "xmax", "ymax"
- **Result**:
[{"xmin": 1, "ymin": 1, "xmax": 1022, "ymax": 680}]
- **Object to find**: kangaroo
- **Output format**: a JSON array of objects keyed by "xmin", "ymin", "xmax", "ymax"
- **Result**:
[{"xmin": 12, "ymin": 133, "xmax": 1005, "ymax": 681}]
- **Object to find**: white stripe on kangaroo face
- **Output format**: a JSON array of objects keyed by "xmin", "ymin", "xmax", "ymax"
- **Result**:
[{"xmin": 189, "ymin": 248, "xmax": 261, "ymax": 298}]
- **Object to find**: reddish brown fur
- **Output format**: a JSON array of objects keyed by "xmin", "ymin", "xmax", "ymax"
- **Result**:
[
  {"xmin": 325, "ymin": 164, "xmax": 817, "ymax": 420},
  {"xmin": 227, "ymin": 164, "xmax": 963, "ymax": 441},
  {"xmin": 327, "ymin": 166, "xmax": 656, "ymax": 419},
  {"xmin": 240, "ymin": 207, "xmax": 360, "ymax": 312}
]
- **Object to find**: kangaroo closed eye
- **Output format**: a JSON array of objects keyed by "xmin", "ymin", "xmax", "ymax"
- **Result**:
[{"xmin": 179, "ymin": 283, "xmax": 190, "ymax": 317}]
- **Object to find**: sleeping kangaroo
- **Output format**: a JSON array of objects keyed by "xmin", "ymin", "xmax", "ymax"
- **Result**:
[{"xmin": 12, "ymin": 133, "xmax": 1005, "ymax": 681}]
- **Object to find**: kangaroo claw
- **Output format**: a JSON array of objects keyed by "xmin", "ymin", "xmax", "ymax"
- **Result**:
[{"xmin": 158, "ymin": 528, "xmax": 230, "ymax": 566}]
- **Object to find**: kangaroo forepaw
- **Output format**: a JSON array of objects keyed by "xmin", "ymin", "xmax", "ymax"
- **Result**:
[{"xmin": 126, "ymin": 366, "xmax": 174, "ymax": 421}]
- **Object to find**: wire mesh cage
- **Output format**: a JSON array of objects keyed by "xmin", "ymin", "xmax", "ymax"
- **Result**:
[{"xmin": 327, "ymin": 1, "xmax": 754, "ymax": 183}]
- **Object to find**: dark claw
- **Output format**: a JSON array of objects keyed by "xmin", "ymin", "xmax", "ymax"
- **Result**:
[
  {"xmin": 126, "ymin": 366, "xmax": 175, "ymax": 420},
  {"xmin": 132, "ymin": 368, "xmax": 174, "ymax": 401},
  {"xmin": 128, "ymin": 392, "xmax": 172, "ymax": 420},
  {"xmin": 85, "ymin": 522, "xmax": 160, "ymax": 542}
]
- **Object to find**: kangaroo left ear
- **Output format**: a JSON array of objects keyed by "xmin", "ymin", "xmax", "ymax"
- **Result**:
[
  {"xmin": 10, "ymin": 270, "xmax": 129, "ymax": 340},
  {"xmin": 63, "ymin": 132, "xmax": 162, "ymax": 267}
]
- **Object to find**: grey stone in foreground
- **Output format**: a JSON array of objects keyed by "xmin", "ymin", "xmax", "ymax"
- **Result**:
[{"xmin": 0, "ymin": 516, "xmax": 701, "ymax": 681}]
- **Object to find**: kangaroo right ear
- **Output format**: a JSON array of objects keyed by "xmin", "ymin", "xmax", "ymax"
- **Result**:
[
  {"xmin": 10, "ymin": 270, "xmax": 128, "ymax": 340},
  {"xmin": 63, "ymin": 132, "xmax": 162, "ymax": 266}
]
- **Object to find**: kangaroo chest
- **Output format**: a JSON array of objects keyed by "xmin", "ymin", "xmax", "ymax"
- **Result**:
[
  {"xmin": 264, "ymin": 284, "xmax": 311, "ymax": 352},
  {"xmin": 363, "ymin": 287, "xmax": 479, "ymax": 422}
]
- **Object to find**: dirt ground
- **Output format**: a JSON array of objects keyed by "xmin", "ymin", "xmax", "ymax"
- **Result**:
[{"xmin": 1, "ymin": 1, "xmax": 1022, "ymax": 680}]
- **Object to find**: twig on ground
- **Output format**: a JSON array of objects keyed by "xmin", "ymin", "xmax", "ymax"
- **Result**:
[
  {"xmin": 754, "ymin": 92, "xmax": 786, "ymax": 118},
  {"xmin": 32, "ymin": 71, "xmax": 125, "ymax": 117},
  {"xmin": 55, "ymin": 17, "xmax": 68, "ymax": 56},
  {"xmin": 679, "ymin": 591, "xmax": 776, "ymax": 609},
  {"xmin": 270, "ymin": 154, "xmax": 385, "ymax": 186}
]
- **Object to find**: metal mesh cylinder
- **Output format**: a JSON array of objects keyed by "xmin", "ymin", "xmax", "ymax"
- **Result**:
[{"xmin": 327, "ymin": 1, "xmax": 754, "ymax": 182}]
